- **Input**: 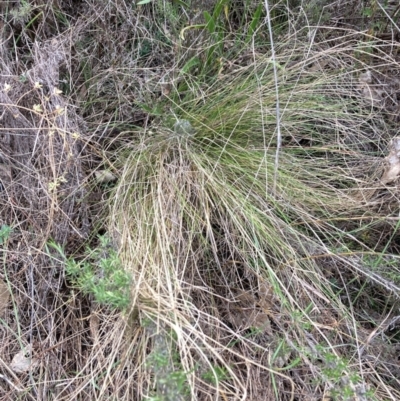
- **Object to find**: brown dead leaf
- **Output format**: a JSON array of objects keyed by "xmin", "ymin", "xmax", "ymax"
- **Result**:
[
  {"xmin": 381, "ymin": 137, "xmax": 400, "ymax": 184},
  {"xmin": 248, "ymin": 310, "xmax": 271, "ymax": 331},
  {"xmin": 358, "ymin": 71, "xmax": 383, "ymax": 104},
  {"xmin": 308, "ymin": 58, "xmax": 329, "ymax": 72},
  {"xmin": 258, "ymin": 281, "xmax": 277, "ymax": 316},
  {"xmin": 235, "ymin": 289, "xmax": 256, "ymax": 304},
  {"xmin": 258, "ymin": 282, "xmax": 274, "ymax": 302},
  {"xmin": 274, "ymin": 349, "xmax": 292, "ymax": 369},
  {"xmin": 89, "ymin": 313, "xmax": 100, "ymax": 341},
  {"xmin": 0, "ymin": 278, "xmax": 10, "ymax": 316},
  {"xmin": 10, "ymin": 344, "xmax": 39, "ymax": 373},
  {"xmin": 94, "ymin": 169, "xmax": 117, "ymax": 184},
  {"xmin": 227, "ymin": 305, "xmax": 271, "ymax": 331}
]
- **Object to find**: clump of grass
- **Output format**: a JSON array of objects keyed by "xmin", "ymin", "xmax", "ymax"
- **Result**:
[
  {"xmin": 107, "ymin": 33, "xmax": 400, "ymax": 399},
  {"xmin": 3, "ymin": 0, "xmax": 400, "ymax": 400}
]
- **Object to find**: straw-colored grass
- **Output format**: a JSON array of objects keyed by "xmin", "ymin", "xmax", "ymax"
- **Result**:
[
  {"xmin": 2, "ymin": 1, "xmax": 400, "ymax": 400},
  {"xmin": 106, "ymin": 35, "xmax": 400, "ymax": 400}
]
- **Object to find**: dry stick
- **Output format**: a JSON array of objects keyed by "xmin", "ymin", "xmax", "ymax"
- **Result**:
[
  {"xmin": 0, "ymin": 374, "xmax": 22, "ymax": 391},
  {"xmin": 264, "ymin": 0, "xmax": 281, "ymax": 193}
]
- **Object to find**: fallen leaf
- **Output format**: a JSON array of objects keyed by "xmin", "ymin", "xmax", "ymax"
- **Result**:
[
  {"xmin": 308, "ymin": 58, "xmax": 329, "ymax": 72},
  {"xmin": 235, "ymin": 289, "xmax": 256, "ymax": 304},
  {"xmin": 381, "ymin": 137, "xmax": 400, "ymax": 184},
  {"xmin": 10, "ymin": 344, "xmax": 39, "ymax": 373},
  {"xmin": 248, "ymin": 310, "xmax": 271, "ymax": 330},
  {"xmin": 258, "ymin": 282, "xmax": 274, "ymax": 301},
  {"xmin": 358, "ymin": 71, "xmax": 383, "ymax": 104},
  {"xmin": 94, "ymin": 170, "xmax": 117, "ymax": 184}
]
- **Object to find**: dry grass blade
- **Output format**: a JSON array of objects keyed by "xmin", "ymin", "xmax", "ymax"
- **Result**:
[{"xmin": 0, "ymin": 278, "xmax": 10, "ymax": 317}]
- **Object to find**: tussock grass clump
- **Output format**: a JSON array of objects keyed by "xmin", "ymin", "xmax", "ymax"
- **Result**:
[
  {"xmin": 108, "ymin": 37, "xmax": 400, "ymax": 400},
  {"xmin": 2, "ymin": 0, "xmax": 400, "ymax": 400}
]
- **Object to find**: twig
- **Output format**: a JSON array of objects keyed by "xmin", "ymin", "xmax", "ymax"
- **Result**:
[
  {"xmin": 0, "ymin": 374, "xmax": 23, "ymax": 392},
  {"xmin": 264, "ymin": 0, "xmax": 281, "ymax": 193}
]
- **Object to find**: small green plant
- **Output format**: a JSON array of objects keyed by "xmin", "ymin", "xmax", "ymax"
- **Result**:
[
  {"xmin": 49, "ymin": 235, "xmax": 132, "ymax": 310},
  {"xmin": 179, "ymin": 0, "xmax": 266, "ymax": 77},
  {"xmin": 10, "ymin": 0, "xmax": 33, "ymax": 23},
  {"xmin": 201, "ymin": 365, "xmax": 230, "ymax": 386},
  {"xmin": 360, "ymin": 0, "xmax": 398, "ymax": 34},
  {"xmin": 362, "ymin": 253, "xmax": 400, "ymax": 286},
  {"xmin": 145, "ymin": 321, "xmax": 191, "ymax": 401},
  {"xmin": 67, "ymin": 235, "xmax": 131, "ymax": 310},
  {"xmin": 0, "ymin": 225, "xmax": 11, "ymax": 245},
  {"xmin": 313, "ymin": 346, "xmax": 371, "ymax": 401}
]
